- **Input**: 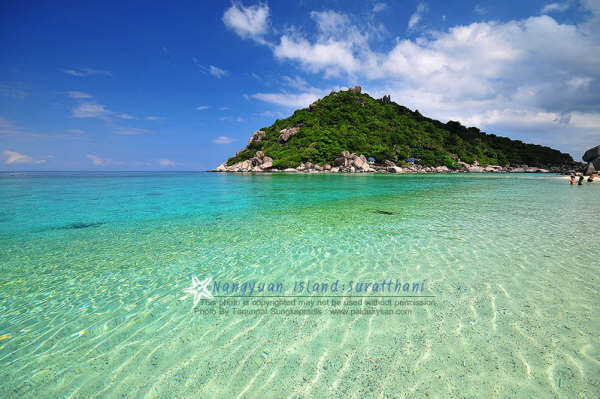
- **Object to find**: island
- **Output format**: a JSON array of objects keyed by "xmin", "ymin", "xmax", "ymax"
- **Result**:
[{"xmin": 213, "ymin": 86, "xmax": 580, "ymax": 174}]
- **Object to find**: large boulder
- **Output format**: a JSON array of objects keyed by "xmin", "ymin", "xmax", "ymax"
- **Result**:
[
  {"xmin": 248, "ymin": 130, "xmax": 266, "ymax": 145},
  {"xmin": 584, "ymin": 162, "xmax": 596, "ymax": 176},
  {"xmin": 350, "ymin": 86, "xmax": 361, "ymax": 94},
  {"xmin": 278, "ymin": 126, "xmax": 300, "ymax": 143},
  {"xmin": 582, "ymin": 145, "xmax": 600, "ymax": 162},
  {"xmin": 387, "ymin": 166, "xmax": 403, "ymax": 173},
  {"xmin": 261, "ymin": 156, "xmax": 273, "ymax": 169},
  {"xmin": 468, "ymin": 166, "xmax": 484, "ymax": 173},
  {"xmin": 334, "ymin": 157, "xmax": 346, "ymax": 166},
  {"xmin": 352, "ymin": 154, "xmax": 369, "ymax": 170}
]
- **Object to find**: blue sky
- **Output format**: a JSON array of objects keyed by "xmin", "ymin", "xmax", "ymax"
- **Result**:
[{"xmin": 1, "ymin": 0, "xmax": 599, "ymax": 170}]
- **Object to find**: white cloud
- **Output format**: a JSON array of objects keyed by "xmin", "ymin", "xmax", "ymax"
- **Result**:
[
  {"xmin": 408, "ymin": 2, "xmax": 428, "ymax": 29},
  {"xmin": 86, "ymin": 154, "xmax": 104, "ymax": 165},
  {"xmin": 196, "ymin": 105, "xmax": 210, "ymax": 110},
  {"xmin": 72, "ymin": 102, "xmax": 109, "ymax": 119},
  {"xmin": 236, "ymin": 116, "xmax": 246, "ymax": 122},
  {"xmin": 68, "ymin": 91, "xmax": 93, "ymax": 99},
  {"xmin": 63, "ymin": 68, "xmax": 112, "ymax": 77},
  {"xmin": 212, "ymin": 136, "xmax": 234, "ymax": 144},
  {"xmin": 222, "ymin": 2, "xmax": 269, "ymax": 42},
  {"xmin": 373, "ymin": 3, "xmax": 388, "ymax": 14},
  {"xmin": 541, "ymin": 2, "xmax": 569, "ymax": 14},
  {"xmin": 219, "ymin": 106, "xmax": 230, "ymax": 111},
  {"xmin": 159, "ymin": 158, "xmax": 175, "ymax": 166},
  {"xmin": 209, "ymin": 65, "xmax": 227, "ymax": 78},
  {"xmin": 114, "ymin": 127, "xmax": 150, "ymax": 135},
  {"xmin": 252, "ymin": 91, "xmax": 324, "ymax": 108},
  {"xmin": 145, "ymin": 116, "xmax": 166, "ymax": 121},
  {"xmin": 85, "ymin": 154, "xmax": 122, "ymax": 166},
  {"xmin": 474, "ymin": 5, "xmax": 487, "ymax": 15},
  {"xmin": 3, "ymin": 150, "xmax": 46, "ymax": 164},
  {"xmin": 0, "ymin": 83, "xmax": 29, "ymax": 99},
  {"xmin": 72, "ymin": 102, "xmax": 135, "ymax": 120},
  {"xmin": 116, "ymin": 113, "xmax": 135, "ymax": 120},
  {"xmin": 67, "ymin": 129, "xmax": 85, "ymax": 134},
  {"xmin": 274, "ymin": 36, "xmax": 359, "ymax": 77}
]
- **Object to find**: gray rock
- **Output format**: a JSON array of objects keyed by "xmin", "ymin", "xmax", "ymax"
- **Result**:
[
  {"xmin": 387, "ymin": 166, "xmax": 403, "ymax": 173},
  {"xmin": 383, "ymin": 160, "xmax": 396, "ymax": 167},
  {"xmin": 248, "ymin": 130, "xmax": 266, "ymax": 145},
  {"xmin": 278, "ymin": 126, "xmax": 300, "ymax": 143},
  {"xmin": 324, "ymin": 164, "xmax": 332, "ymax": 171},
  {"xmin": 255, "ymin": 151, "xmax": 265, "ymax": 159},
  {"xmin": 468, "ymin": 166, "xmax": 484, "ymax": 173},
  {"xmin": 334, "ymin": 157, "xmax": 346, "ymax": 166},
  {"xmin": 262, "ymin": 156, "xmax": 273, "ymax": 169},
  {"xmin": 305, "ymin": 162, "xmax": 314, "ymax": 170},
  {"xmin": 350, "ymin": 86, "xmax": 361, "ymax": 94},
  {"xmin": 353, "ymin": 155, "xmax": 368, "ymax": 170},
  {"xmin": 582, "ymin": 145, "xmax": 600, "ymax": 162},
  {"xmin": 584, "ymin": 162, "xmax": 596, "ymax": 176}
]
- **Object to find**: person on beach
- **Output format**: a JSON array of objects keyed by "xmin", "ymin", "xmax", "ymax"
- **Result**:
[
  {"xmin": 570, "ymin": 174, "xmax": 576, "ymax": 185},
  {"xmin": 578, "ymin": 176, "xmax": 584, "ymax": 185}
]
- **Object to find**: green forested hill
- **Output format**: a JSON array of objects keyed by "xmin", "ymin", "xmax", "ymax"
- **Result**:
[{"xmin": 226, "ymin": 88, "xmax": 573, "ymax": 169}]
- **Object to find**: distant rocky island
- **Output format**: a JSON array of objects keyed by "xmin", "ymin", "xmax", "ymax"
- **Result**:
[{"xmin": 213, "ymin": 86, "xmax": 582, "ymax": 174}]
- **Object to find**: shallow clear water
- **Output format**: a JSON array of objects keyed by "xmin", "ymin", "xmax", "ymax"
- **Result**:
[{"xmin": 0, "ymin": 172, "xmax": 598, "ymax": 398}]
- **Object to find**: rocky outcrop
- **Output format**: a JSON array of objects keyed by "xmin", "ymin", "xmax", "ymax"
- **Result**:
[
  {"xmin": 212, "ymin": 149, "xmax": 575, "ymax": 174},
  {"xmin": 248, "ymin": 130, "xmax": 266, "ymax": 145},
  {"xmin": 582, "ymin": 145, "xmax": 600, "ymax": 175},
  {"xmin": 278, "ymin": 126, "xmax": 300, "ymax": 143},
  {"xmin": 214, "ymin": 150, "xmax": 274, "ymax": 172},
  {"xmin": 350, "ymin": 86, "xmax": 361, "ymax": 94}
]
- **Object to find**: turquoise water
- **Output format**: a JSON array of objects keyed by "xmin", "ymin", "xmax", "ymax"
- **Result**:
[{"xmin": 0, "ymin": 172, "xmax": 598, "ymax": 398}]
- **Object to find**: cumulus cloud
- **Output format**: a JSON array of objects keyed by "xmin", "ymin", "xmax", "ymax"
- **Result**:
[
  {"xmin": 252, "ymin": 92, "xmax": 323, "ymax": 108},
  {"xmin": 159, "ymin": 158, "xmax": 175, "ymax": 166},
  {"xmin": 212, "ymin": 136, "xmax": 234, "ymax": 144},
  {"xmin": 408, "ymin": 2, "xmax": 428, "ymax": 30},
  {"xmin": 196, "ymin": 105, "xmax": 210, "ymax": 110},
  {"xmin": 3, "ymin": 150, "xmax": 47, "ymax": 164},
  {"xmin": 209, "ymin": 65, "xmax": 227, "ymax": 78},
  {"xmin": 223, "ymin": 2, "xmax": 269, "ymax": 42}
]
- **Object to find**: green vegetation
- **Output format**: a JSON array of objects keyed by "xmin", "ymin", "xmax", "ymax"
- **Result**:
[{"xmin": 226, "ymin": 89, "xmax": 573, "ymax": 168}]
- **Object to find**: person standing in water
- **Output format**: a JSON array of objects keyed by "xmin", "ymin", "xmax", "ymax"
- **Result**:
[
  {"xmin": 570, "ymin": 173, "xmax": 576, "ymax": 185},
  {"xmin": 578, "ymin": 176, "xmax": 584, "ymax": 185},
  {"xmin": 588, "ymin": 172, "xmax": 597, "ymax": 182}
]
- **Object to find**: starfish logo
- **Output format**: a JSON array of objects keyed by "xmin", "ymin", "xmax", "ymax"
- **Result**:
[{"xmin": 183, "ymin": 276, "xmax": 214, "ymax": 307}]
